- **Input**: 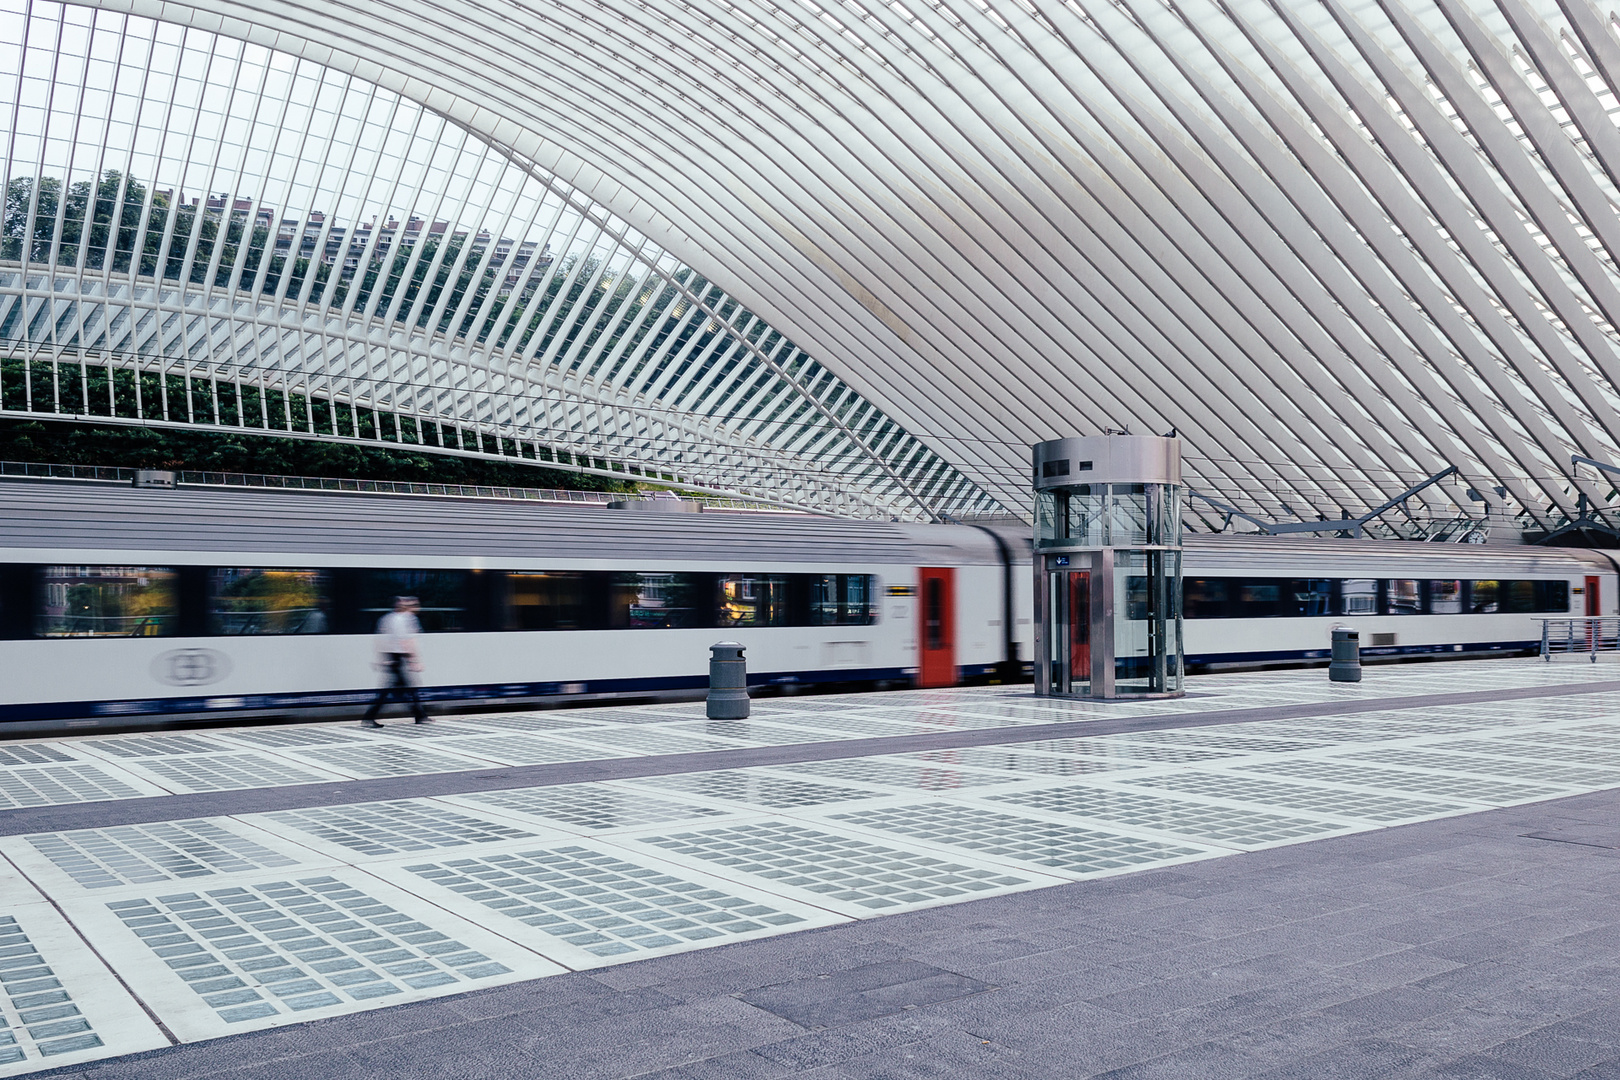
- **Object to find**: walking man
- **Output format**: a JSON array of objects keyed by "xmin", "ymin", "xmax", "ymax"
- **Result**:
[{"xmin": 361, "ymin": 596, "xmax": 428, "ymax": 727}]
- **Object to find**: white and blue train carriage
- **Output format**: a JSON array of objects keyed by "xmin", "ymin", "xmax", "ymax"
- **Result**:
[{"xmin": 0, "ymin": 476, "xmax": 1611, "ymax": 732}]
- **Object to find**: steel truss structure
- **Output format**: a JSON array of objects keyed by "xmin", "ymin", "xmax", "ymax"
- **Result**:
[
  {"xmin": 0, "ymin": 3, "xmax": 995, "ymax": 519},
  {"xmin": 10, "ymin": 0, "xmax": 1620, "ymax": 530}
]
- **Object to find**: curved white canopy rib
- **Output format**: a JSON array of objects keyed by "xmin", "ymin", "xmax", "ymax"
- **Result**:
[
  {"xmin": 0, "ymin": 1, "xmax": 996, "ymax": 519},
  {"xmin": 9, "ymin": 0, "xmax": 1620, "ymax": 531}
]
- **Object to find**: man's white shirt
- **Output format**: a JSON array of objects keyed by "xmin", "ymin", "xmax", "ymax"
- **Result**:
[{"xmin": 376, "ymin": 610, "xmax": 422, "ymax": 654}]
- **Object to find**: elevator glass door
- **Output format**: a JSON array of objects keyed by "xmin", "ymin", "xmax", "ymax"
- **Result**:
[{"xmin": 1047, "ymin": 569, "xmax": 1090, "ymax": 695}]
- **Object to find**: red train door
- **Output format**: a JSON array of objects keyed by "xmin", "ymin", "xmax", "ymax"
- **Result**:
[
  {"xmin": 918, "ymin": 567, "xmax": 956, "ymax": 688},
  {"xmin": 1587, "ymin": 576, "xmax": 1601, "ymax": 617}
]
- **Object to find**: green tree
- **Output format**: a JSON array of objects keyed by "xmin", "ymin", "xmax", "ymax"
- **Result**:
[
  {"xmin": 0, "ymin": 417, "xmax": 632, "ymax": 492},
  {"xmin": 3, "ymin": 176, "xmax": 63, "ymax": 263}
]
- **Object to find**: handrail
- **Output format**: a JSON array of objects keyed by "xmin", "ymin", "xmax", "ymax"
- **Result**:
[
  {"xmin": 0, "ymin": 459, "xmax": 800, "ymax": 513},
  {"xmin": 1538, "ymin": 616, "xmax": 1620, "ymax": 662}
]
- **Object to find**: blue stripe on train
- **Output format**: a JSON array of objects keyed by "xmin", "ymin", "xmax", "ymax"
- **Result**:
[
  {"xmin": 1186, "ymin": 640, "xmax": 1540, "ymax": 665},
  {"xmin": 0, "ymin": 643, "xmax": 1546, "ymax": 726},
  {"xmin": 0, "ymin": 667, "xmax": 915, "ymax": 725}
]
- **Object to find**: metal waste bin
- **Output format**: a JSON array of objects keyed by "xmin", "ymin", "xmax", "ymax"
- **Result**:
[
  {"xmin": 707, "ymin": 641, "xmax": 750, "ymax": 719},
  {"xmin": 1329, "ymin": 627, "xmax": 1361, "ymax": 683}
]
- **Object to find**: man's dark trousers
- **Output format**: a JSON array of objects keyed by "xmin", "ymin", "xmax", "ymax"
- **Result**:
[{"xmin": 363, "ymin": 653, "xmax": 426, "ymax": 723}]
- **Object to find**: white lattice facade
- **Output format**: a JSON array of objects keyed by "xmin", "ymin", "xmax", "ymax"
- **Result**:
[{"xmin": 9, "ymin": 0, "xmax": 1620, "ymax": 530}]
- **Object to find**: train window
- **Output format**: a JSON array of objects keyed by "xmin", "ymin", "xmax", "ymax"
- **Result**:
[
  {"xmin": 38, "ymin": 566, "xmax": 177, "ymax": 637},
  {"xmin": 1496, "ymin": 579, "xmax": 1567, "ymax": 614},
  {"xmin": 1231, "ymin": 580, "xmax": 1282, "ymax": 618},
  {"xmin": 1176, "ymin": 576, "xmax": 1566, "ymax": 620},
  {"xmin": 1503, "ymin": 580, "xmax": 1537, "ymax": 613},
  {"xmin": 1182, "ymin": 578, "xmax": 1229, "ymax": 619},
  {"xmin": 1430, "ymin": 580, "xmax": 1464, "ymax": 614},
  {"xmin": 718, "ymin": 575, "xmax": 788, "ymax": 627},
  {"xmin": 1239, "ymin": 582, "xmax": 1280, "ymax": 604},
  {"xmin": 925, "ymin": 576, "xmax": 945, "ymax": 648},
  {"xmin": 1340, "ymin": 579, "xmax": 1377, "ymax": 616},
  {"xmin": 810, "ymin": 574, "xmax": 877, "ymax": 626},
  {"xmin": 209, "ymin": 569, "xmax": 329, "ymax": 634},
  {"xmin": 1535, "ymin": 580, "xmax": 1571, "ymax": 613},
  {"xmin": 503, "ymin": 573, "xmax": 587, "ymax": 630},
  {"xmin": 359, "ymin": 570, "xmax": 470, "ymax": 632},
  {"xmin": 1290, "ymin": 580, "xmax": 1335, "ymax": 616},
  {"xmin": 608, "ymin": 573, "xmax": 704, "ymax": 629},
  {"xmin": 1384, "ymin": 580, "xmax": 1422, "ymax": 616}
]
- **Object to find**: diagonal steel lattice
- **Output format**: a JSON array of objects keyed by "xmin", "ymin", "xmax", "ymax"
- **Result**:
[
  {"xmin": 11, "ymin": 0, "xmax": 1620, "ymax": 530},
  {"xmin": 0, "ymin": 2, "xmax": 1000, "ymax": 520}
]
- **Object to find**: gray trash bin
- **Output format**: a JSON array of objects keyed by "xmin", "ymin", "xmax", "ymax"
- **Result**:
[
  {"xmin": 1329, "ymin": 627, "xmax": 1361, "ymax": 683},
  {"xmin": 707, "ymin": 641, "xmax": 750, "ymax": 719}
]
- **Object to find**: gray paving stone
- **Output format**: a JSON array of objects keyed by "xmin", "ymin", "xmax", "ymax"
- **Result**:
[
  {"xmin": 925, "ymin": 985, "xmax": 1127, "ymax": 1032},
  {"xmin": 1248, "ymin": 1037, "xmax": 1439, "ymax": 1080},
  {"xmin": 1427, "ymin": 1055, "xmax": 1564, "ymax": 1079},
  {"xmin": 1085, "ymin": 968, "xmax": 1278, "ymax": 1019},
  {"xmin": 1420, "ymin": 931, "xmax": 1539, "ymax": 965},
  {"xmin": 1318, "ymin": 986, "xmax": 1470, "ymax": 1039},
  {"xmin": 1085, "ymin": 1037, "xmax": 1299, "ymax": 1080},
  {"xmin": 749, "ymin": 1012, "xmax": 956, "ymax": 1070},
  {"xmin": 1405, "ymin": 962, "xmax": 1539, "ymax": 1002},
  {"xmin": 1302, "ymin": 932, "xmax": 1424, "ymax": 968},
  {"xmin": 1383, "ymin": 1004, "xmax": 1555, "ymax": 1058},
  {"xmin": 739, "ymin": 961, "xmax": 995, "ymax": 1030},
  {"xmin": 1321, "ymin": 948, "xmax": 1469, "ymax": 993},
  {"xmin": 1569, "ymin": 1061, "xmax": 1620, "ymax": 1079},
  {"xmin": 629, "ymin": 1049, "xmax": 794, "ymax": 1080},
  {"xmin": 1470, "ymin": 1021, "xmax": 1620, "ymax": 1078},
  {"xmin": 901, "ymin": 937, "xmax": 1051, "ymax": 972}
]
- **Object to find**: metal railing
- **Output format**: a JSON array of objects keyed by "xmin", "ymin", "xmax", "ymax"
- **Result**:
[
  {"xmin": 180, "ymin": 470, "xmax": 619, "ymax": 506},
  {"xmin": 0, "ymin": 459, "xmax": 803, "ymax": 513},
  {"xmin": 1539, "ymin": 617, "xmax": 1620, "ymax": 661},
  {"xmin": 0, "ymin": 460, "xmax": 137, "ymax": 482}
]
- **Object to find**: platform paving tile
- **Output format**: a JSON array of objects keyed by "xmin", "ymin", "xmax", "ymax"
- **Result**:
[
  {"xmin": 20, "ymin": 665, "xmax": 1620, "ymax": 1076},
  {"xmin": 0, "ymin": 903, "xmax": 167, "ymax": 1076}
]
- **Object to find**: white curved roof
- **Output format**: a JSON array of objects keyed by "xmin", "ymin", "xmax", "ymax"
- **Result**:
[{"xmin": 6, "ymin": 0, "xmax": 1620, "ymax": 532}]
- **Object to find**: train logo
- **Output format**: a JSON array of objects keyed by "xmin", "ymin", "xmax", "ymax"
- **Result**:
[{"xmin": 152, "ymin": 648, "xmax": 233, "ymax": 687}]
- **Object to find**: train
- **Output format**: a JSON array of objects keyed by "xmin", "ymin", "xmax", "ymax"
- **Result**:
[{"xmin": 0, "ymin": 477, "xmax": 1614, "ymax": 734}]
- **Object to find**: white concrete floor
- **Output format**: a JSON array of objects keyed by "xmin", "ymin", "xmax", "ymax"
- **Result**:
[{"xmin": 5, "ymin": 659, "xmax": 1620, "ymax": 1075}]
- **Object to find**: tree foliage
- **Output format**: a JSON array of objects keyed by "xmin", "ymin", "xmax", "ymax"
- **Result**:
[
  {"xmin": 1, "ymin": 170, "xmax": 765, "ymax": 384},
  {"xmin": 0, "ymin": 416, "xmax": 633, "ymax": 490}
]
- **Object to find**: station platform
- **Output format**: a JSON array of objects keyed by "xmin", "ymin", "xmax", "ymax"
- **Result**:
[{"xmin": 4, "ymin": 659, "xmax": 1620, "ymax": 1078}]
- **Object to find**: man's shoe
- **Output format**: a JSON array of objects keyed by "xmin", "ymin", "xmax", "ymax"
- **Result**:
[
  {"xmin": 414, "ymin": 716, "xmax": 431, "ymax": 724},
  {"xmin": 361, "ymin": 720, "xmax": 382, "ymax": 729}
]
